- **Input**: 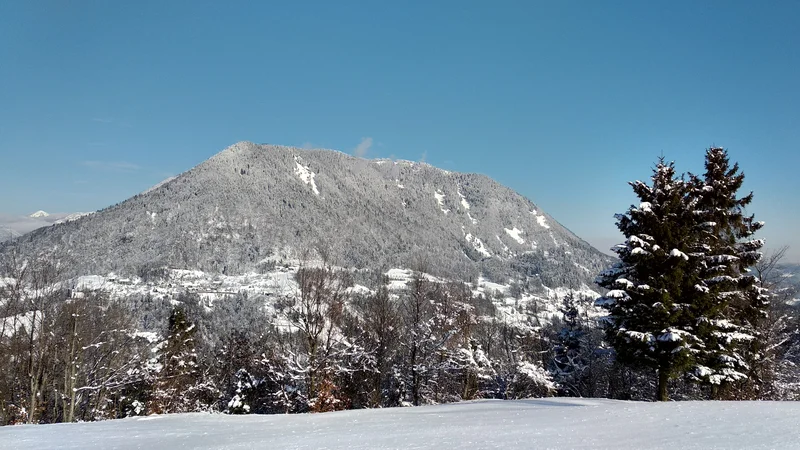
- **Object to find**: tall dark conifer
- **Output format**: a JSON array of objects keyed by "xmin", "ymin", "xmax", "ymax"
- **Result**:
[
  {"xmin": 689, "ymin": 147, "xmax": 768, "ymax": 397},
  {"xmin": 596, "ymin": 159, "xmax": 702, "ymax": 401}
]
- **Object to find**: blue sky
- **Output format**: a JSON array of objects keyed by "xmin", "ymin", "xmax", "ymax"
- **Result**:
[{"xmin": 1, "ymin": 1, "xmax": 799, "ymax": 261}]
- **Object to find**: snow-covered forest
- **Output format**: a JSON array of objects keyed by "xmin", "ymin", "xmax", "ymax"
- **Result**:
[{"xmin": 0, "ymin": 147, "xmax": 798, "ymax": 427}]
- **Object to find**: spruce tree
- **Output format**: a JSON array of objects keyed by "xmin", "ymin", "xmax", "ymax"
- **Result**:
[
  {"xmin": 688, "ymin": 147, "xmax": 768, "ymax": 397},
  {"xmin": 550, "ymin": 293, "xmax": 590, "ymax": 397},
  {"xmin": 596, "ymin": 159, "xmax": 702, "ymax": 401},
  {"xmin": 149, "ymin": 307, "xmax": 201, "ymax": 413}
]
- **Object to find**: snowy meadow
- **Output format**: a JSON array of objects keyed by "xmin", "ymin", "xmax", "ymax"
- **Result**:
[{"xmin": 2, "ymin": 398, "xmax": 799, "ymax": 450}]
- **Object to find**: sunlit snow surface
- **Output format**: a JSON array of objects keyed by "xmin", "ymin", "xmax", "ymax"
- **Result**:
[
  {"xmin": 504, "ymin": 227, "xmax": 525, "ymax": 244},
  {"xmin": 530, "ymin": 210, "xmax": 551, "ymax": 229},
  {"xmin": 434, "ymin": 191, "xmax": 450, "ymax": 214},
  {"xmin": 2, "ymin": 399, "xmax": 799, "ymax": 449},
  {"xmin": 294, "ymin": 158, "xmax": 320, "ymax": 196},
  {"xmin": 465, "ymin": 233, "xmax": 491, "ymax": 257}
]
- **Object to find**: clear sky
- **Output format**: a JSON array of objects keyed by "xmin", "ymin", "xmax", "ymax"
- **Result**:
[{"xmin": 1, "ymin": 1, "xmax": 799, "ymax": 261}]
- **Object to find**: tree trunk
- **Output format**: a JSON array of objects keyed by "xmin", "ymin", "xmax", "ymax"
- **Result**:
[
  {"xmin": 656, "ymin": 367, "xmax": 669, "ymax": 402},
  {"xmin": 65, "ymin": 314, "xmax": 79, "ymax": 423},
  {"xmin": 27, "ymin": 310, "xmax": 41, "ymax": 424},
  {"xmin": 411, "ymin": 344, "xmax": 419, "ymax": 406},
  {"xmin": 372, "ymin": 344, "xmax": 384, "ymax": 407},
  {"xmin": 307, "ymin": 339, "xmax": 318, "ymax": 405}
]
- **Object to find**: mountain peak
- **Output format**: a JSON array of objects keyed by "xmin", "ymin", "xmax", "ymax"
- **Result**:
[{"xmin": 29, "ymin": 210, "xmax": 49, "ymax": 218}]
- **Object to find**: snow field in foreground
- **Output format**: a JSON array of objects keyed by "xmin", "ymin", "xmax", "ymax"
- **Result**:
[{"xmin": 2, "ymin": 398, "xmax": 800, "ymax": 450}]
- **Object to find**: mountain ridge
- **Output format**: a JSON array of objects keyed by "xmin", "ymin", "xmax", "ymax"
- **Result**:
[{"xmin": 2, "ymin": 142, "xmax": 612, "ymax": 288}]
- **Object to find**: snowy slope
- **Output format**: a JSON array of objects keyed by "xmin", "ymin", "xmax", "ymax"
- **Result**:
[
  {"xmin": 2, "ymin": 399, "xmax": 799, "ymax": 450},
  {"xmin": 60, "ymin": 265, "xmax": 599, "ymax": 333},
  {"xmin": 0, "ymin": 227, "xmax": 20, "ymax": 242},
  {"xmin": 779, "ymin": 263, "xmax": 800, "ymax": 303}
]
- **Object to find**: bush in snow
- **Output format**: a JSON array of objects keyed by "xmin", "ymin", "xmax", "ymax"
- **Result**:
[{"xmin": 506, "ymin": 361, "xmax": 555, "ymax": 399}]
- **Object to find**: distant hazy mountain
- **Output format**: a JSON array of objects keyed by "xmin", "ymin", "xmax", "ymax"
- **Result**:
[
  {"xmin": 0, "ymin": 211, "xmax": 94, "ymax": 243},
  {"xmin": 778, "ymin": 263, "xmax": 800, "ymax": 301},
  {"xmin": 2, "ymin": 142, "xmax": 612, "ymax": 288},
  {"xmin": 29, "ymin": 210, "xmax": 50, "ymax": 218}
]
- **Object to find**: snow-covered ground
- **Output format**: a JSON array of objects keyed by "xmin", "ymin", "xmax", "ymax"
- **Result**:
[
  {"xmin": 1, "ymin": 398, "xmax": 799, "ymax": 449},
  {"xmin": 60, "ymin": 266, "xmax": 599, "ymax": 332}
]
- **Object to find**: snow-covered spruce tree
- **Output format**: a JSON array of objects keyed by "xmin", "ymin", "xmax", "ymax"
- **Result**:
[
  {"xmin": 596, "ymin": 159, "xmax": 703, "ymax": 401},
  {"xmin": 149, "ymin": 306, "xmax": 215, "ymax": 413},
  {"xmin": 225, "ymin": 368, "xmax": 256, "ymax": 414},
  {"xmin": 549, "ymin": 293, "xmax": 592, "ymax": 397},
  {"xmin": 688, "ymin": 147, "xmax": 767, "ymax": 398}
]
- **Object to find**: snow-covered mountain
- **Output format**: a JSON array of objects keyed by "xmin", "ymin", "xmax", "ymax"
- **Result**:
[
  {"xmin": 29, "ymin": 210, "xmax": 50, "ymax": 218},
  {"xmin": 1, "ymin": 142, "xmax": 612, "ymax": 287}
]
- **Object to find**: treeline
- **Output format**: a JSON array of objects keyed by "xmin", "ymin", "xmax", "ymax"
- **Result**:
[
  {"xmin": 0, "ymin": 260, "xmax": 564, "ymax": 424},
  {"xmin": 1, "ymin": 254, "xmax": 798, "ymax": 425}
]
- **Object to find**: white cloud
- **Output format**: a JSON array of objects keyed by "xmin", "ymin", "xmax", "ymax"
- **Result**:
[{"xmin": 353, "ymin": 137, "xmax": 373, "ymax": 158}]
